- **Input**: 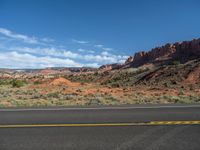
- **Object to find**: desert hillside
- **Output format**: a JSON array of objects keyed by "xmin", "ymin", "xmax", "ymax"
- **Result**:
[
  {"xmin": 0, "ymin": 38, "xmax": 200, "ymax": 107},
  {"xmin": 124, "ymin": 38, "xmax": 200, "ymax": 67}
]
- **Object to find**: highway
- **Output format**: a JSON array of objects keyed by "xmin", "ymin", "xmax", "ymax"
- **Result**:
[{"xmin": 0, "ymin": 104, "xmax": 200, "ymax": 150}]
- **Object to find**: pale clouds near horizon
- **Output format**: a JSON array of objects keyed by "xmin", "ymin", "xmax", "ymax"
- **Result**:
[
  {"xmin": 0, "ymin": 28, "xmax": 39, "ymax": 44},
  {"xmin": 0, "ymin": 27, "xmax": 128, "ymax": 68},
  {"xmin": 0, "ymin": 51, "xmax": 99, "ymax": 68}
]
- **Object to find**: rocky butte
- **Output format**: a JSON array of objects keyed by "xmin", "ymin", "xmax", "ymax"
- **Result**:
[{"xmin": 124, "ymin": 38, "xmax": 200, "ymax": 67}]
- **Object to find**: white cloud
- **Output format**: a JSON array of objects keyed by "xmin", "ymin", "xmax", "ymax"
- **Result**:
[
  {"xmin": 6, "ymin": 46, "xmax": 128, "ymax": 65},
  {"xmin": 72, "ymin": 39, "xmax": 89, "ymax": 44},
  {"xmin": 101, "ymin": 51, "xmax": 110, "ymax": 56},
  {"xmin": 78, "ymin": 48, "xmax": 95, "ymax": 54},
  {"xmin": 88, "ymin": 50, "xmax": 95, "ymax": 54},
  {"xmin": 8, "ymin": 46, "xmax": 77, "ymax": 58},
  {"xmin": 83, "ymin": 55, "xmax": 116, "ymax": 63},
  {"xmin": 0, "ymin": 27, "xmax": 128, "ymax": 68},
  {"xmin": 94, "ymin": 44, "xmax": 104, "ymax": 48},
  {"xmin": 83, "ymin": 63, "xmax": 99, "ymax": 68},
  {"xmin": 0, "ymin": 27, "xmax": 55, "ymax": 46},
  {"xmin": 94, "ymin": 44, "xmax": 113, "ymax": 51},
  {"xmin": 83, "ymin": 54, "xmax": 127, "ymax": 64},
  {"xmin": 0, "ymin": 51, "xmax": 82, "ymax": 69},
  {"xmin": 41, "ymin": 38, "xmax": 55, "ymax": 43},
  {"xmin": 0, "ymin": 28, "xmax": 39, "ymax": 44},
  {"xmin": 102, "ymin": 47, "xmax": 112, "ymax": 51},
  {"xmin": 63, "ymin": 51, "xmax": 79, "ymax": 58},
  {"xmin": 0, "ymin": 51, "xmax": 101, "ymax": 69},
  {"xmin": 78, "ymin": 48, "xmax": 85, "ymax": 52}
]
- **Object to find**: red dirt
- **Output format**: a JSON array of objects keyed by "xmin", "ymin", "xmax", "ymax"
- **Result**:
[
  {"xmin": 50, "ymin": 77, "xmax": 80, "ymax": 87},
  {"xmin": 184, "ymin": 65, "xmax": 200, "ymax": 84}
]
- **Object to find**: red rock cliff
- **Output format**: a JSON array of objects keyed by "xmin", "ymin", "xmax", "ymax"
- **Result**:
[{"xmin": 125, "ymin": 38, "xmax": 200, "ymax": 67}]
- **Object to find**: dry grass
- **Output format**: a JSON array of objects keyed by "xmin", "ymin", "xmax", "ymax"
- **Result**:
[{"xmin": 0, "ymin": 78, "xmax": 199, "ymax": 108}]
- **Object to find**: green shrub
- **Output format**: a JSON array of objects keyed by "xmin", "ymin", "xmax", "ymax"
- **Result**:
[
  {"xmin": 0, "ymin": 79, "xmax": 11, "ymax": 85},
  {"xmin": 34, "ymin": 81, "xmax": 42, "ymax": 85},
  {"xmin": 11, "ymin": 80, "xmax": 26, "ymax": 88},
  {"xmin": 171, "ymin": 60, "xmax": 180, "ymax": 66},
  {"xmin": 46, "ymin": 92, "xmax": 60, "ymax": 98},
  {"xmin": 178, "ymin": 90, "xmax": 184, "ymax": 95}
]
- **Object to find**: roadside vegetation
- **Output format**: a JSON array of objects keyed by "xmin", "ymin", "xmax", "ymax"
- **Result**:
[{"xmin": 0, "ymin": 59, "xmax": 200, "ymax": 107}]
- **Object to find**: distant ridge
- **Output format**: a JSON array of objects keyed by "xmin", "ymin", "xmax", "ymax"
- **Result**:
[{"xmin": 124, "ymin": 38, "xmax": 200, "ymax": 68}]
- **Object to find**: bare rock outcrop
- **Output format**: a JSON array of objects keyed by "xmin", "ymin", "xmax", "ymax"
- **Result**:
[
  {"xmin": 125, "ymin": 38, "xmax": 200, "ymax": 67},
  {"xmin": 99, "ymin": 63, "xmax": 121, "ymax": 71}
]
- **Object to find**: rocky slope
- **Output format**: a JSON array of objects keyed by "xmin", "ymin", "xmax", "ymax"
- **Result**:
[
  {"xmin": 136, "ymin": 59, "xmax": 200, "ymax": 87},
  {"xmin": 124, "ymin": 38, "xmax": 200, "ymax": 67},
  {"xmin": 99, "ymin": 63, "xmax": 121, "ymax": 71}
]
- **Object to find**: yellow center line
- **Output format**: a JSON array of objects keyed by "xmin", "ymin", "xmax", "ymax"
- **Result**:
[
  {"xmin": 147, "ymin": 121, "xmax": 200, "ymax": 125},
  {"xmin": 0, "ymin": 121, "xmax": 200, "ymax": 128}
]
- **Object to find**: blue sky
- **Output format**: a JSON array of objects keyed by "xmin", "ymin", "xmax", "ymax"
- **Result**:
[{"xmin": 0, "ymin": 0, "xmax": 200, "ymax": 68}]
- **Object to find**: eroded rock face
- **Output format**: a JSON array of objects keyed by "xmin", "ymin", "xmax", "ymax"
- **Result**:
[
  {"xmin": 125, "ymin": 56, "xmax": 134, "ymax": 64},
  {"xmin": 126, "ymin": 38, "xmax": 200, "ymax": 67},
  {"xmin": 99, "ymin": 63, "xmax": 121, "ymax": 70},
  {"xmin": 134, "ymin": 51, "xmax": 147, "ymax": 61}
]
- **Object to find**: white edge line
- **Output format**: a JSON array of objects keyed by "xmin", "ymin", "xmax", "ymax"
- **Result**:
[{"xmin": 0, "ymin": 105, "xmax": 200, "ymax": 112}]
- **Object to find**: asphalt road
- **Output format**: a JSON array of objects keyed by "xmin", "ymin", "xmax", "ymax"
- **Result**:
[{"xmin": 0, "ymin": 104, "xmax": 200, "ymax": 150}]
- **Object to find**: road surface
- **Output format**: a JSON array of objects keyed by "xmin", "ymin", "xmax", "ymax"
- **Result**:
[{"xmin": 0, "ymin": 104, "xmax": 200, "ymax": 150}]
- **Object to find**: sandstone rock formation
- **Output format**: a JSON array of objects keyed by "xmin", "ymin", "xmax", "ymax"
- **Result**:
[
  {"xmin": 99, "ymin": 63, "xmax": 121, "ymax": 71},
  {"xmin": 125, "ymin": 38, "xmax": 200, "ymax": 67}
]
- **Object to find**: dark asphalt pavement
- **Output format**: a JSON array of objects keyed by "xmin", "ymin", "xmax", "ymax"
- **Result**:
[{"xmin": 0, "ymin": 104, "xmax": 200, "ymax": 150}]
